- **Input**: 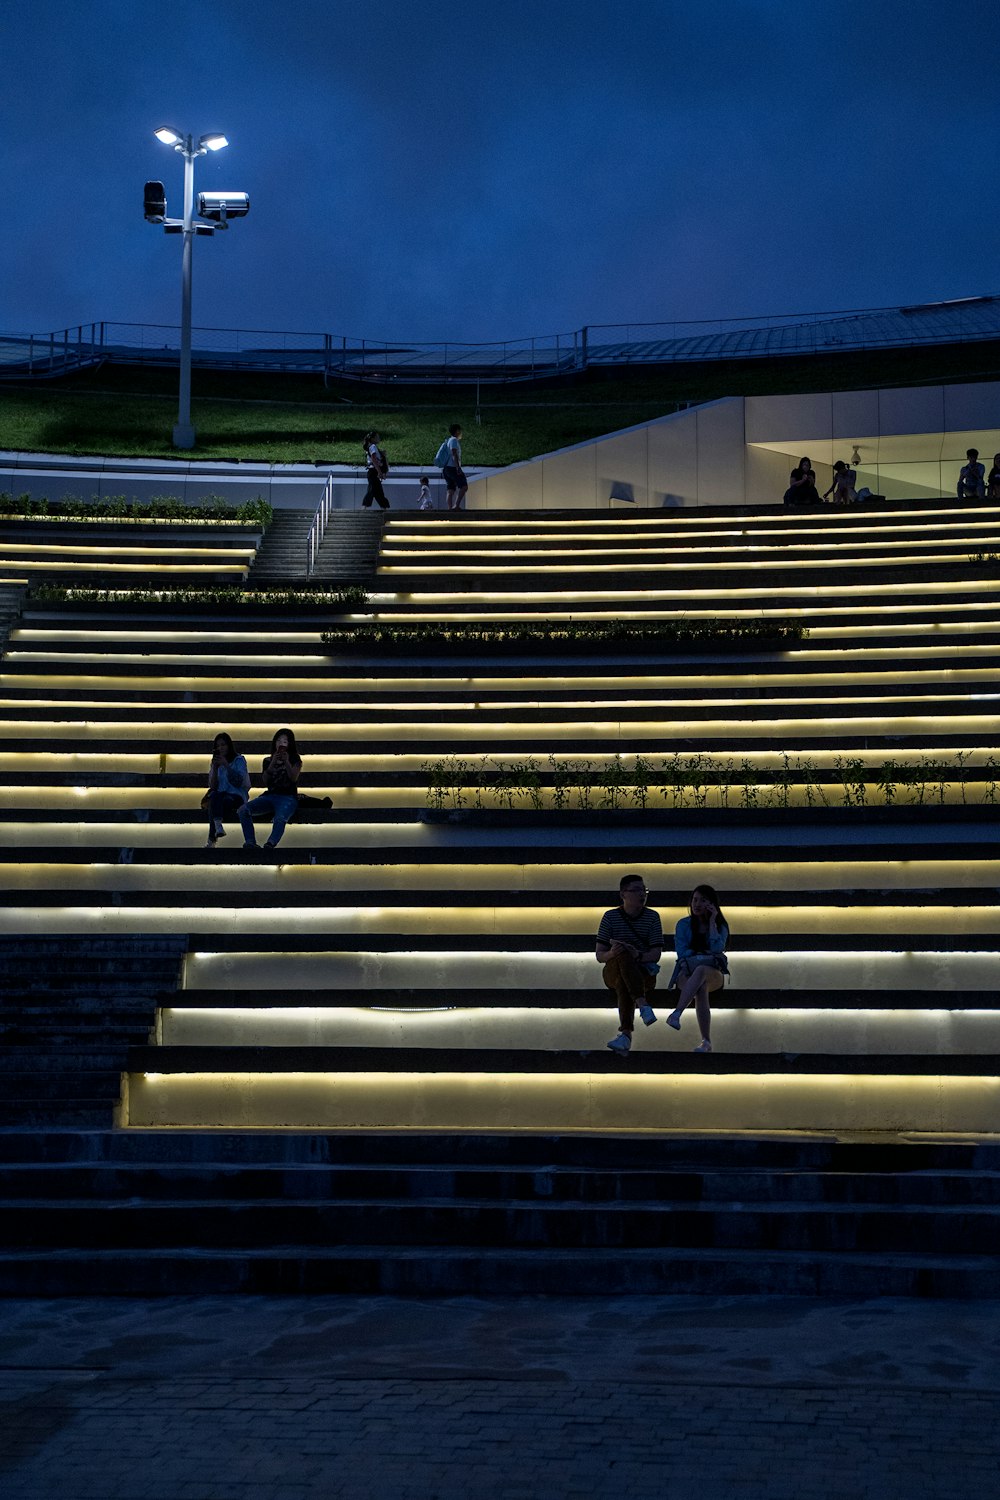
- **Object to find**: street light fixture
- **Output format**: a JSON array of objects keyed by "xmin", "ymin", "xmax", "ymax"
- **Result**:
[{"xmin": 147, "ymin": 128, "xmax": 248, "ymax": 449}]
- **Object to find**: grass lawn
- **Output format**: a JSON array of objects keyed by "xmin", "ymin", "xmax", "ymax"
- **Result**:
[{"xmin": 1, "ymin": 342, "xmax": 998, "ymax": 468}]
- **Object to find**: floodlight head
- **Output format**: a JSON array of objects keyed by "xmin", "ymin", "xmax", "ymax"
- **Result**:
[
  {"xmin": 154, "ymin": 126, "xmax": 183, "ymax": 146},
  {"xmin": 200, "ymin": 133, "xmax": 229, "ymax": 151},
  {"xmin": 197, "ymin": 190, "xmax": 250, "ymax": 221},
  {"xmin": 143, "ymin": 180, "xmax": 167, "ymax": 222}
]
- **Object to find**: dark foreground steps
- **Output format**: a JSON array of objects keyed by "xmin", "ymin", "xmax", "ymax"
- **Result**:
[
  {"xmin": 0, "ymin": 935, "xmax": 187, "ymax": 1126},
  {"xmin": 0, "ymin": 1131, "xmax": 998, "ymax": 1297}
]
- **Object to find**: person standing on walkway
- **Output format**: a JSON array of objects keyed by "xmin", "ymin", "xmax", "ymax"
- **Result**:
[
  {"xmin": 957, "ymin": 448, "xmax": 985, "ymax": 500},
  {"xmin": 204, "ymin": 732, "xmax": 250, "ymax": 848},
  {"xmin": 440, "ymin": 423, "xmax": 468, "ymax": 511},
  {"xmin": 599, "ymin": 874, "xmax": 664, "ymax": 1056},
  {"xmin": 362, "ymin": 431, "xmax": 390, "ymax": 509},
  {"xmin": 665, "ymin": 884, "xmax": 730, "ymax": 1054},
  {"xmin": 239, "ymin": 728, "xmax": 302, "ymax": 852}
]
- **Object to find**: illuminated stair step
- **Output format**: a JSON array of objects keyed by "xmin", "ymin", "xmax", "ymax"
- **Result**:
[
  {"xmin": 156, "ymin": 1006, "xmax": 1000, "ymax": 1055},
  {"xmin": 375, "ymin": 557, "xmax": 989, "ymax": 582},
  {"xmin": 5, "ymin": 879, "xmax": 999, "ymax": 938},
  {"xmin": 4, "ymin": 663, "xmax": 1000, "ymax": 698},
  {"xmin": 385, "ymin": 502, "xmax": 1000, "ymax": 532},
  {"xmin": 8, "ymin": 864, "xmax": 999, "ymax": 903},
  {"xmin": 121, "ymin": 1062, "xmax": 1000, "ymax": 1134},
  {"xmin": 2, "ymin": 716, "xmax": 998, "ymax": 748},
  {"xmin": 0, "ymin": 544, "xmax": 256, "ymax": 560},
  {"xmin": 168, "ymin": 987, "xmax": 1000, "ymax": 1012},
  {"xmin": 379, "ymin": 528, "xmax": 1000, "ymax": 555},
  {"xmin": 4, "ymin": 742, "xmax": 999, "ymax": 774},
  {"xmin": 1, "ymin": 691, "xmax": 997, "ymax": 721},
  {"xmin": 180, "ymin": 950, "xmax": 1000, "ymax": 990},
  {"xmin": 4, "ymin": 901, "xmax": 999, "ymax": 941},
  {"xmin": 0, "ymin": 561, "xmax": 249, "ymax": 577}
]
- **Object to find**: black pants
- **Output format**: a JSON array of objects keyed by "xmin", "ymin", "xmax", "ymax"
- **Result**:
[
  {"xmin": 207, "ymin": 790, "xmax": 244, "ymax": 840},
  {"xmin": 362, "ymin": 470, "xmax": 388, "ymax": 508}
]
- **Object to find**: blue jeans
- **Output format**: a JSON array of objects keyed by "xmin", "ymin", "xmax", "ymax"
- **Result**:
[{"xmin": 239, "ymin": 793, "xmax": 298, "ymax": 847}]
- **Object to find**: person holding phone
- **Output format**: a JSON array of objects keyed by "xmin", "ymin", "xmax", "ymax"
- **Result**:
[
  {"xmin": 665, "ymin": 884, "xmax": 730, "ymax": 1054},
  {"xmin": 204, "ymin": 732, "xmax": 249, "ymax": 848},
  {"xmin": 239, "ymin": 728, "xmax": 302, "ymax": 852}
]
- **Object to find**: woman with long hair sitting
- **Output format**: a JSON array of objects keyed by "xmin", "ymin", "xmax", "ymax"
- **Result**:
[
  {"xmin": 204, "ymin": 732, "xmax": 249, "ymax": 849},
  {"xmin": 665, "ymin": 884, "xmax": 730, "ymax": 1054},
  {"xmin": 239, "ymin": 728, "xmax": 302, "ymax": 852}
]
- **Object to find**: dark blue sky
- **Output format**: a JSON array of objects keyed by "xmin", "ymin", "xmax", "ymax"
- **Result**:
[{"xmin": 3, "ymin": 0, "xmax": 998, "ymax": 343}]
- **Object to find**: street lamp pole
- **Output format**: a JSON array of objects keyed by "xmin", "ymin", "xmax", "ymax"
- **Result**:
[
  {"xmin": 175, "ymin": 135, "xmax": 197, "ymax": 449},
  {"xmin": 152, "ymin": 127, "xmax": 230, "ymax": 450}
]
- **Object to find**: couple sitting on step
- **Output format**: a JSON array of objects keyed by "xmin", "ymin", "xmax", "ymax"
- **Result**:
[
  {"xmin": 598, "ymin": 875, "xmax": 730, "ymax": 1055},
  {"xmin": 203, "ymin": 728, "xmax": 330, "ymax": 852}
]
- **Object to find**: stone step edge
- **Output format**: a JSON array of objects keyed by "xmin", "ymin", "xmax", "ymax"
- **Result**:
[{"xmin": 126, "ymin": 1046, "xmax": 1000, "ymax": 1076}]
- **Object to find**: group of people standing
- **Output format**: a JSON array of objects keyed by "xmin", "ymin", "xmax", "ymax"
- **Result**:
[
  {"xmin": 598, "ymin": 876, "xmax": 729, "ymax": 1055},
  {"xmin": 205, "ymin": 729, "xmax": 327, "ymax": 852},
  {"xmin": 361, "ymin": 423, "xmax": 469, "ymax": 511}
]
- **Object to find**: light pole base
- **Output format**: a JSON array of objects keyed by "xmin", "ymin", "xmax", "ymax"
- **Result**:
[{"xmin": 172, "ymin": 421, "xmax": 197, "ymax": 449}]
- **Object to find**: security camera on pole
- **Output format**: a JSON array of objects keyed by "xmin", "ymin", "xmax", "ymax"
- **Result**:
[{"xmin": 145, "ymin": 129, "xmax": 250, "ymax": 450}]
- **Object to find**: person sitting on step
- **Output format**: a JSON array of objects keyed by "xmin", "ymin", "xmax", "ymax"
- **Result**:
[
  {"xmin": 239, "ymin": 728, "xmax": 302, "ymax": 853},
  {"xmin": 599, "ymin": 873, "xmax": 664, "ymax": 1056},
  {"xmin": 665, "ymin": 884, "xmax": 730, "ymax": 1054},
  {"xmin": 204, "ymin": 732, "xmax": 250, "ymax": 849}
]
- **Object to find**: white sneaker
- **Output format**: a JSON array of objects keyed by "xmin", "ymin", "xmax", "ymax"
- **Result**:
[
  {"xmin": 638, "ymin": 1004, "xmax": 657, "ymax": 1027},
  {"xmin": 607, "ymin": 1032, "xmax": 632, "ymax": 1055}
]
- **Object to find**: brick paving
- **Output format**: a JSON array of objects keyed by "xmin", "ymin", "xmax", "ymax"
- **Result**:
[{"xmin": 1, "ymin": 1296, "xmax": 999, "ymax": 1498}]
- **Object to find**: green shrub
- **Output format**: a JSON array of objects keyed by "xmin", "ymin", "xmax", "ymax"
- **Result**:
[
  {"xmin": 28, "ymin": 582, "xmax": 368, "ymax": 609},
  {"xmin": 0, "ymin": 493, "xmax": 273, "ymax": 529},
  {"xmin": 321, "ymin": 619, "xmax": 805, "ymax": 653}
]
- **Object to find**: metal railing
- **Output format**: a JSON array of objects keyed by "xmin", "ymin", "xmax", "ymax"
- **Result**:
[
  {"xmin": 306, "ymin": 472, "xmax": 334, "ymax": 576},
  {"xmin": 4, "ymin": 295, "xmax": 1000, "ymax": 386},
  {"xmin": 0, "ymin": 324, "xmax": 104, "ymax": 379}
]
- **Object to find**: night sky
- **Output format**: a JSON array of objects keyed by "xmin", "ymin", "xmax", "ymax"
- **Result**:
[{"xmin": 3, "ymin": 0, "xmax": 998, "ymax": 344}]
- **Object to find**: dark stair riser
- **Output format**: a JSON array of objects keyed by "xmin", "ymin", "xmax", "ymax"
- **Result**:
[
  {"xmin": 4, "ymin": 1201, "xmax": 1000, "ymax": 1254},
  {"xmin": 3, "ymin": 1163, "xmax": 1000, "ymax": 1207},
  {"xmin": 0, "ymin": 1248, "xmax": 994, "ymax": 1298}
]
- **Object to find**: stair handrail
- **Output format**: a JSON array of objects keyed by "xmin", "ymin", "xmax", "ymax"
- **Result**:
[{"xmin": 306, "ymin": 473, "xmax": 334, "ymax": 576}]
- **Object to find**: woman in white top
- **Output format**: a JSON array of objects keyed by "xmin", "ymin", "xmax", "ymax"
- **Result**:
[{"xmin": 823, "ymin": 461, "xmax": 858, "ymax": 505}]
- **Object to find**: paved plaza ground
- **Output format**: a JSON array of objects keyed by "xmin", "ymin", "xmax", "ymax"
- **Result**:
[{"xmin": 0, "ymin": 1294, "xmax": 998, "ymax": 1498}]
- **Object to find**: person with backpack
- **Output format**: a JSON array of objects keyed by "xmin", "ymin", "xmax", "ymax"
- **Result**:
[
  {"xmin": 362, "ymin": 430, "xmax": 390, "ymax": 509},
  {"xmin": 434, "ymin": 423, "xmax": 468, "ymax": 511}
]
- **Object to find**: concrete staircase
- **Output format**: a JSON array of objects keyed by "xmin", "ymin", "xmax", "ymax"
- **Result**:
[
  {"xmin": 2, "ymin": 496, "xmax": 1000, "ymax": 1293},
  {"xmin": 248, "ymin": 508, "xmax": 384, "ymax": 584},
  {"xmin": 0, "ymin": 517, "xmax": 262, "ymax": 587},
  {"xmin": 0, "ymin": 937, "xmax": 188, "ymax": 1126},
  {"xmin": 1, "ymin": 1133, "xmax": 999, "ymax": 1297}
]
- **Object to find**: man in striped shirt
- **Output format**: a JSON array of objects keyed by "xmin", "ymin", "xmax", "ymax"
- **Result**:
[{"xmin": 597, "ymin": 873, "xmax": 664, "ymax": 1057}]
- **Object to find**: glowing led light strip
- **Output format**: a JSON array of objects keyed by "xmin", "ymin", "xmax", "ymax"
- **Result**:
[
  {"xmin": 0, "ymin": 543, "xmax": 254, "ymax": 558},
  {"xmin": 382, "ymin": 519, "xmax": 1000, "ymax": 547},
  {"xmin": 387, "ymin": 505, "xmax": 1000, "ymax": 529},
  {"xmin": 377, "ymin": 552, "xmax": 987, "ymax": 576},
  {"xmin": 0, "ymin": 560, "xmax": 247, "ymax": 573}
]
